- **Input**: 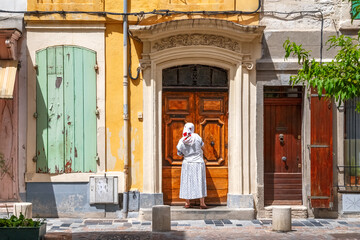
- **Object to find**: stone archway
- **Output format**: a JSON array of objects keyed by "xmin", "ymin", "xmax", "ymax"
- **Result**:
[{"xmin": 130, "ymin": 19, "xmax": 264, "ymax": 210}]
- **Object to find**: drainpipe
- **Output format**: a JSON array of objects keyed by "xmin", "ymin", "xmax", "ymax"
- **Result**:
[{"xmin": 122, "ymin": 0, "xmax": 129, "ymax": 218}]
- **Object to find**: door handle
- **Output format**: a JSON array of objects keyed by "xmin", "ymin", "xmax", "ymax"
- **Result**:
[
  {"xmin": 210, "ymin": 141, "xmax": 215, "ymax": 147},
  {"xmin": 282, "ymin": 156, "xmax": 287, "ymax": 162}
]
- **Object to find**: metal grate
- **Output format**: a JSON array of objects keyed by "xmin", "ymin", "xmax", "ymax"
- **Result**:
[
  {"xmin": 341, "ymin": 97, "xmax": 360, "ymax": 189},
  {"xmin": 162, "ymin": 64, "xmax": 228, "ymax": 90}
]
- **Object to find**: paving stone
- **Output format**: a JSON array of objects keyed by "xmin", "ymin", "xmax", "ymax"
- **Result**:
[
  {"xmin": 311, "ymin": 222, "xmax": 323, "ymax": 227},
  {"xmin": 252, "ymin": 220, "xmax": 262, "ymax": 225},
  {"xmin": 70, "ymin": 224, "xmax": 81, "ymax": 228},
  {"xmin": 114, "ymin": 219, "xmax": 128, "ymax": 223},
  {"xmin": 319, "ymin": 220, "xmax": 330, "ymax": 224},
  {"xmin": 84, "ymin": 220, "xmax": 99, "ymax": 225},
  {"xmin": 123, "ymin": 223, "xmax": 132, "ymax": 227},
  {"xmin": 50, "ymin": 226, "xmax": 60, "ymax": 230},
  {"xmin": 338, "ymin": 221, "xmax": 349, "ymax": 225},
  {"xmin": 215, "ymin": 224, "xmax": 224, "ymax": 227},
  {"xmin": 204, "ymin": 220, "xmax": 213, "ymax": 224},
  {"xmin": 171, "ymin": 222, "xmax": 178, "ymax": 226},
  {"xmin": 60, "ymin": 223, "xmax": 71, "ymax": 227},
  {"xmin": 213, "ymin": 220, "xmax": 222, "ymax": 225},
  {"xmin": 132, "ymin": 221, "xmax": 141, "ymax": 224},
  {"xmin": 98, "ymin": 220, "xmax": 113, "ymax": 225},
  {"xmin": 236, "ymin": 224, "xmax": 243, "ymax": 227},
  {"xmin": 221, "ymin": 219, "xmax": 232, "ymax": 224},
  {"xmin": 261, "ymin": 220, "xmax": 272, "ymax": 225},
  {"xmin": 141, "ymin": 222, "xmax": 151, "ymax": 225},
  {"xmin": 292, "ymin": 221, "xmax": 305, "ymax": 227},
  {"xmin": 178, "ymin": 224, "xmax": 191, "ymax": 226},
  {"xmin": 301, "ymin": 221, "xmax": 315, "ymax": 227}
]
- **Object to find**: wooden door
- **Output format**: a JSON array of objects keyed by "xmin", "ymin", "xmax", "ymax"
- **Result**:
[
  {"xmin": 162, "ymin": 91, "xmax": 228, "ymax": 205},
  {"xmin": 310, "ymin": 90, "xmax": 333, "ymax": 208},
  {"xmin": 0, "ymin": 81, "xmax": 18, "ymax": 201},
  {"xmin": 264, "ymin": 98, "xmax": 302, "ymax": 205}
]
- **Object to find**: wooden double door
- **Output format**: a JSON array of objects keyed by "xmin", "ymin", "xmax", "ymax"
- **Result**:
[
  {"xmin": 162, "ymin": 91, "xmax": 228, "ymax": 205},
  {"xmin": 264, "ymin": 98, "xmax": 302, "ymax": 205}
]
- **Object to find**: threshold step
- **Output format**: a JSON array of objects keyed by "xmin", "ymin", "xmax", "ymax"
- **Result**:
[{"xmin": 139, "ymin": 206, "xmax": 254, "ymax": 221}]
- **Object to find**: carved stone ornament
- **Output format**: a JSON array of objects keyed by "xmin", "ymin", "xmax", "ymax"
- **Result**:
[
  {"xmin": 242, "ymin": 61, "xmax": 254, "ymax": 70},
  {"xmin": 3, "ymin": 30, "xmax": 21, "ymax": 60},
  {"xmin": 152, "ymin": 34, "xmax": 241, "ymax": 52}
]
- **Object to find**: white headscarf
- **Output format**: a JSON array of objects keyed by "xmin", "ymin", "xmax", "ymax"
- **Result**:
[{"xmin": 182, "ymin": 122, "xmax": 195, "ymax": 145}]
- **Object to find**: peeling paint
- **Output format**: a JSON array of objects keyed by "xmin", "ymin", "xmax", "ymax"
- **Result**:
[
  {"xmin": 55, "ymin": 77, "xmax": 62, "ymax": 88},
  {"xmin": 106, "ymin": 128, "xmax": 117, "ymax": 171},
  {"xmin": 58, "ymin": 194, "xmax": 85, "ymax": 212},
  {"xmin": 115, "ymin": 127, "xmax": 125, "ymax": 170}
]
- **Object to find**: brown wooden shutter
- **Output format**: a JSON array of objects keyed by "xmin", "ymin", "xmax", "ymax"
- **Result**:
[{"xmin": 310, "ymin": 89, "xmax": 333, "ymax": 208}]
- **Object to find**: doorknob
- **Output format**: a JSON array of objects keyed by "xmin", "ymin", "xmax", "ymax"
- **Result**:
[
  {"xmin": 211, "ymin": 141, "xmax": 215, "ymax": 147},
  {"xmin": 282, "ymin": 156, "xmax": 287, "ymax": 162}
]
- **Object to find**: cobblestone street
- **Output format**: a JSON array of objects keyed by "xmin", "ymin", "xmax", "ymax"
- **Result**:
[{"xmin": 43, "ymin": 218, "xmax": 360, "ymax": 240}]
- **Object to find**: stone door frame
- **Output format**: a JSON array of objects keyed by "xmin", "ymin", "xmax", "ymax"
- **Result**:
[{"xmin": 130, "ymin": 19, "xmax": 264, "ymax": 208}]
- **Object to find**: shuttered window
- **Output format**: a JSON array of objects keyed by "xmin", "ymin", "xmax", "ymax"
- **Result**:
[
  {"xmin": 36, "ymin": 46, "xmax": 97, "ymax": 173},
  {"xmin": 344, "ymin": 97, "xmax": 360, "ymax": 187}
]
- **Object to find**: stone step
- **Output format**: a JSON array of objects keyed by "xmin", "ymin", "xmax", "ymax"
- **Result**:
[
  {"xmin": 264, "ymin": 205, "xmax": 308, "ymax": 219},
  {"xmin": 139, "ymin": 206, "xmax": 255, "ymax": 221}
]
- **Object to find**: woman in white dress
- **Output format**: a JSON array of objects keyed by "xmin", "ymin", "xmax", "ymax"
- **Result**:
[{"xmin": 176, "ymin": 123, "xmax": 207, "ymax": 209}]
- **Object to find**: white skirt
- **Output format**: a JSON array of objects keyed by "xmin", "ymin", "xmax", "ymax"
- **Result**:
[{"xmin": 179, "ymin": 161, "xmax": 207, "ymax": 199}]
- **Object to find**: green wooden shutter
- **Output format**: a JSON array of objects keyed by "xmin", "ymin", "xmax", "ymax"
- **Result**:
[
  {"xmin": 36, "ymin": 46, "xmax": 97, "ymax": 173},
  {"xmin": 352, "ymin": 0, "xmax": 360, "ymax": 19}
]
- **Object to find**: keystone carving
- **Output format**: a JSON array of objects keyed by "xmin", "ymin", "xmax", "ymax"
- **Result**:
[{"xmin": 152, "ymin": 34, "xmax": 241, "ymax": 52}]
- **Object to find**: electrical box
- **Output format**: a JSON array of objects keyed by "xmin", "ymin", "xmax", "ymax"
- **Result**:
[{"xmin": 89, "ymin": 176, "xmax": 118, "ymax": 204}]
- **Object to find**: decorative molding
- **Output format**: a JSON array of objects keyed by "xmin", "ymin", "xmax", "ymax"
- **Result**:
[
  {"xmin": 152, "ymin": 34, "xmax": 241, "ymax": 53},
  {"xmin": 139, "ymin": 60, "xmax": 151, "ymax": 70},
  {"xmin": 242, "ymin": 61, "xmax": 254, "ymax": 71}
]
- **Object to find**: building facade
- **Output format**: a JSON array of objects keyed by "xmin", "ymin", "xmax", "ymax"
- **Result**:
[
  {"xmin": 0, "ymin": 0, "xmax": 359, "ymax": 219},
  {"xmin": 0, "ymin": 0, "xmax": 27, "ymax": 206}
]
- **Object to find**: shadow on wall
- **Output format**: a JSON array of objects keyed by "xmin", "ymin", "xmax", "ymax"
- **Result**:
[
  {"xmin": 46, "ymin": 231, "xmax": 187, "ymax": 240},
  {"xmin": 26, "ymin": 182, "xmax": 108, "ymax": 218},
  {"xmin": 256, "ymin": 34, "xmax": 298, "ymax": 83}
]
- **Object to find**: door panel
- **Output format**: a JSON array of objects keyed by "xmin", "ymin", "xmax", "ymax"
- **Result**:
[
  {"xmin": 163, "ymin": 93, "xmax": 194, "ymax": 166},
  {"xmin": 162, "ymin": 91, "xmax": 228, "ymax": 205},
  {"xmin": 264, "ymin": 98, "xmax": 302, "ymax": 205},
  {"xmin": 310, "ymin": 90, "xmax": 333, "ymax": 208},
  {"xmin": 0, "ymin": 75, "xmax": 18, "ymax": 201}
]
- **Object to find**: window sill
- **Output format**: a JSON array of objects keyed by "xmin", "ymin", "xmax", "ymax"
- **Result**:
[{"xmin": 337, "ymin": 186, "xmax": 360, "ymax": 193}]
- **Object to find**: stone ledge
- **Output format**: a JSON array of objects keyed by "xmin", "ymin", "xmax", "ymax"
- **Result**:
[{"xmin": 139, "ymin": 206, "xmax": 255, "ymax": 221}]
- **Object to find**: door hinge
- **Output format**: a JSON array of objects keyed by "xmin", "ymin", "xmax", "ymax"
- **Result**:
[
  {"xmin": 32, "ymin": 156, "xmax": 38, "ymax": 162},
  {"xmin": 95, "ymin": 153, "xmax": 100, "ymax": 163},
  {"xmin": 308, "ymin": 144, "xmax": 330, "ymax": 148},
  {"xmin": 95, "ymin": 108, "xmax": 100, "ymax": 117},
  {"xmin": 94, "ymin": 65, "xmax": 99, "ymax": 73},
  {"xmin": 33, "ymin": 112, "xmax": 38, "ymax": 118}
]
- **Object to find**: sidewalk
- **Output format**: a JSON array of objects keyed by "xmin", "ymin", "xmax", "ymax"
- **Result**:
[{"xmin": 44, "ymin": 218, "xmax": 360, "ymax": 240}]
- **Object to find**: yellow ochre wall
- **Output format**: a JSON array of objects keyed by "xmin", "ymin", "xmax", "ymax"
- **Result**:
[{"xmin": 26, "ymin": 0, "xmax": 260, "ymax": 192}]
